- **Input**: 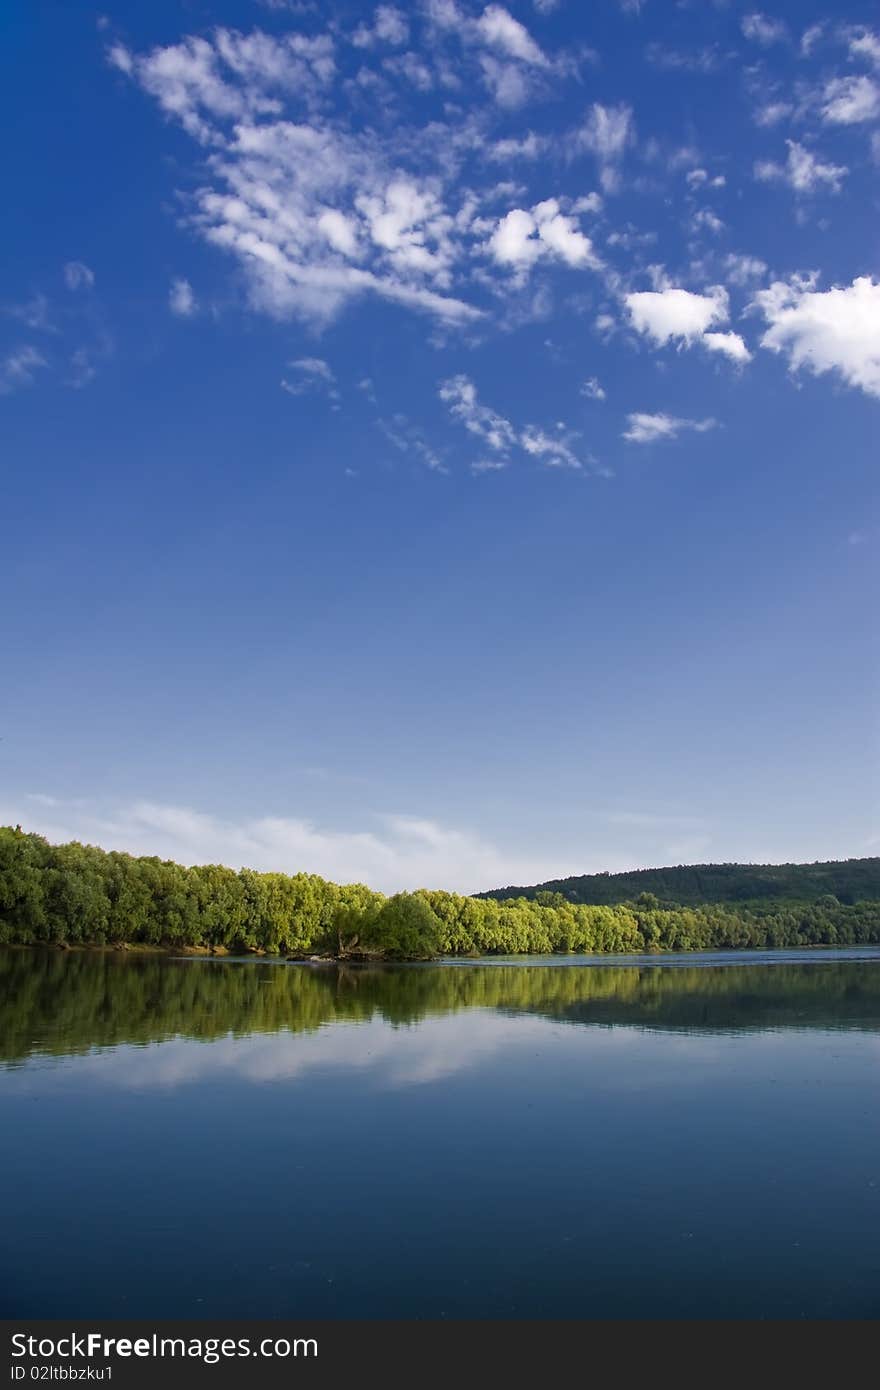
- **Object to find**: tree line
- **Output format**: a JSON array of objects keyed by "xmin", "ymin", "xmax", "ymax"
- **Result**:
[{"xmin": 2, "ymin": 826, "xmax": 880, "ymax": 959}]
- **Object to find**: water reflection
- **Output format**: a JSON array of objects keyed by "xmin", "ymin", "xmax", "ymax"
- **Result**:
[
  {"xmin": 2, "ymin": 949, "xmax": 880, "ymax": 1320},
  {"xmin": 3, "ymin": 947, "xmax": 880, "ymax": 1069}
]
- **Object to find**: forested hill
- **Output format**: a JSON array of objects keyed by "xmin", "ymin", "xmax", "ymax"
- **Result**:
[{"xmin": 478, "ymin": 858, "xmax": 880, "ymax": 908}]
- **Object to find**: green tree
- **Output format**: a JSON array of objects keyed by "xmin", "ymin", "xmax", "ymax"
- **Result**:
[{"xmin": 364, "ymin": 893, "xmax": 441, "ymax": 960}]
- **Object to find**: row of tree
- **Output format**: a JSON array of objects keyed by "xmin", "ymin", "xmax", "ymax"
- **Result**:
[{"xmin": 2, "ymin": 826, "xmax": 880, "ymax": 958}]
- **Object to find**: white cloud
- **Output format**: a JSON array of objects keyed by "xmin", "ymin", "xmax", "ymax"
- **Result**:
[
  {"xmin": 352, "ymin": 5, "xmax": 409, "ymax": 49},
  {"xmin": 800, "ymin": 23, "xmax": 825, "ymax": 58},
  {"xmin": 108, "ymin": 30, "xmax": 335, "ymax": 143},
  {"xmin": 754, "ymin": 140, "xmax": 847, "ymax": 194},
  {"xmin": 721, "ymin": 254, "xmax": 767, "ymax": 290},
  {"xmin": 425, "ymin": 1, "xmax": 572, "ymax": 108},
  {"xmin": 0, "ymin": 346, "xmax": 48, "ymax": 394},
  {"xmin": 848, "ymin": 27, "xmax": 880, "ymax": 67},
  {"xmin": 357, "ymin": 179, "xmax": 456, "ymax": 282},
  {"xmin": 486, "ymin": 198, "xmax": 600, "ymax": 278},
  {"xmin": 67, "ymin": 346, "xmax": 97, "ymax": 389},
  {"xmin": 645, "ymin": 44, "xmax": 725, "ymax": 75},
  {"xmin": 623, "ymin": 412, "xmax": 717, "ymax": 444},
  {"xmin": 317, "ymin": 209, "xmax": 361, "ymax": 257},
  {"xmin": 169, "ymin": 277, "xmax": 197, "ymax": 316},
  {"xmin": 476, "ymin": 5, "xmax": 548, "ymax": 67},
  {"xmin": 572, "ymin": 192, "xmax": 603, "ymax": 214},
  {"xmin": 532, "ymin": 198, "xmax": 601, "ymax": 266},
  {"xmin": 439, "ymin": 374, "xmax": 517, "ymax": 451},
  {"xmin": 753, "ymin": 101, "xmax": 792, "ymax": 127},
  {"xmin": 741, "ymin": 13, "xmax": 788, "ymax": 47},
  {"xmin": 2, "ymin": 794, "xmax": 571, "ymax": 895},
  {"xmin": 821, "ymin": 75, "xmax": 880, "ymax": 126},
  {"xmin": 376, "ymin": 413, "xmax": 446, "ymax": 471},
  {"xmin": 532, "ymin": 0, "xmax": 559, "ymax": 12},
  {"xmin": 486, "ymin": 132, "xmax": 546, "ymax": 161},
  {"xmin": 752, "ymin": 275, "xmax": 880, "ymax": 398},
  {"xmin": 288, "ymin": 356, "xmax": 333, "ymax": 381},
  {"xmin": 471, "ymin": 457, "xmax": 509, "ymax": 472},
  {"xmin": 691, "ymin": 208, "xmax": 725, "ymax": 235},
  {"xmin": 7, "ymin": 293, "xmax": 55, "ymax": 333},
  {"xmin": 625, "ymin": 284, "xmax": 729, "ymax": 346},
  {"xmin": 478, "ymin": 54, "xmax": 531, "ymax": 107},
  {"xmin": 488, "ymin": 207, "xmax": 544, "ymax": 271},
  {"xmin": 685, "ymin": 169, "xmax": 725, "ymax": 189},
  {"xmin": 64, "ymin": 261, "xmax": 95, "ymax": 291},
  {"xmin": 581, "ymin": 376, "xmax": 606, "ymax": 400},
  {"xmin": 703, "ymin": 331, "xmax": 752, "ymax": 363},
  {"xmin": 383, "ymin": 51, "xmax": 434, "ymax": 90}
]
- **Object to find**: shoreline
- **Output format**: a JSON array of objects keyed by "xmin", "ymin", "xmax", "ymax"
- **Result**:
[{"xmin": 0, "ymin": 940, "xmax": 867, "ymax": 962}]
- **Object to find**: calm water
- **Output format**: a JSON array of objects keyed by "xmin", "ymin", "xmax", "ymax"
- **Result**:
[{"xmin": 2, "ymin": 946, "xmax": 880, "ymax": 1320}]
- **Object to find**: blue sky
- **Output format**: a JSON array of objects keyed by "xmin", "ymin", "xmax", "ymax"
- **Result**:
[{"xmin": 1, "ymin": 0, "xmax": 878, "ymax": 892}]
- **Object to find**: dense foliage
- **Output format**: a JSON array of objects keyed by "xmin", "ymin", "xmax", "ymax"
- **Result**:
[
  {"xmin": 2, "ymin": 826, "xmax": 880, "ymax": 958},
  {"xmin": 4, "ymin": 951, "xmax": 880, "ymax": 1067},
  {"xmin": 479, "ymin": 857, "xmax": 880, "ymax": 908}
]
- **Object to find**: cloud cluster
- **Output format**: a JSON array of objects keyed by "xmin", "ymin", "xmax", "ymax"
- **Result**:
[
  {"xmin": 111, "ymin": 18, "xmax": 606, "ymax": 329},
  {"xmin": 104, "ymin": 6, "xmax": 880, "ymax": 419}
]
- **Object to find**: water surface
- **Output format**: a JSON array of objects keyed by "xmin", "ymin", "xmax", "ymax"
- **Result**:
[{"xmin": 2, "ymin": 947, "xmax": 879, "ymax": 1319}]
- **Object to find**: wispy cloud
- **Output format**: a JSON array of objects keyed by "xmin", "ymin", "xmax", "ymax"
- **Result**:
[
  {"xmin": 439, "ymin": 374, "xmax": 592, "ymax": 471},
  {"xmin": 0, "ymin": 346, "xmax": 48, "ymax": 395},
  {"xmin": 439, "ymin": 373, "xmax": 517, "ymax": 451},
  {"xmin": 741, "ymin": 13, "xmax": 789, "ymax": 47},
  {"xmin": 281, "ymin": 355, "xmax": 340, "ymax": 401},
  {"xmin": 64, "ymin": 261, "xmax": 96, "ymax": 291},
  {"xmin": 351, "ymin": 5, "xmax": 409, "ymax": 49},
  {"xmin": 623, "ymin": 412, "xmax": 718, "ymax": 444},
  {"xmin": 520, "ymin": 425, "xmax": 584, "ymax": 470},
  {"xmin": 754, "ymin": 140, "xmax": 847, "ymax": 194},
  {"xmin": 572, "ymin": 102, "xmax": 635, "ymax": 191}
]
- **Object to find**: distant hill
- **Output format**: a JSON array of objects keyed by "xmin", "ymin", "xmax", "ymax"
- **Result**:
[{"xmin": 478, "ymin": 858, "xmax": 880, "ymax": 908}]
